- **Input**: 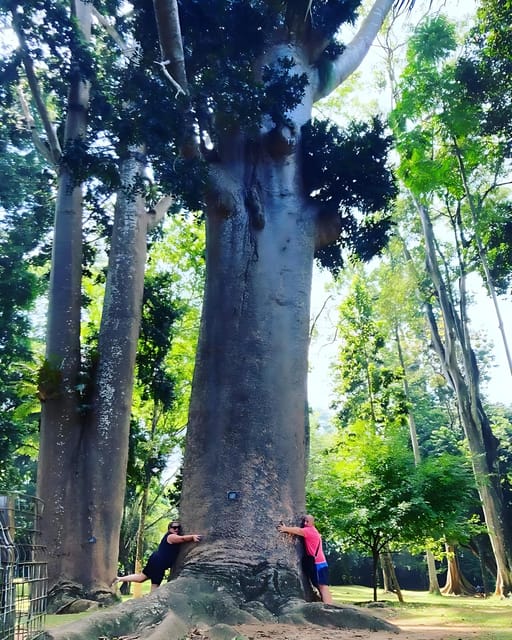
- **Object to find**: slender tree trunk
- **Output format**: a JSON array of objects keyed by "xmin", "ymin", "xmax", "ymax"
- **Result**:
[
  {"xmin": 470, "ymin": 535, "xmax": 495, "ymax": 597},
  {"xmin": 394, "ymin": 325, "xmax": 440, "ymax": 594},
  {"xmin": 81, "ymin": 148, "xmax": 153, "ymax": 591},
  {"xmin": 418, "ymin": 200, "xmax": 512, "ymax": 596},
  {"xmin": 39, "ymin": 139, "xmax": 156, "ymax": 597},
  {"xmin": 452, "ymin": 139, "xmax": 512, "ymax": 379},
  {"xmin": 372, "ymin": 549, "xmax": 380, "ymax": 602},
  {"xmin": 426, "ymin": 551, "xmax": 440, "ymax": 595},
  {"xmin": 178, "ymin": 136, "xmax": 315, "ymax": 601},
  {"xmin": 381, "ymin": 549, "xmax": 404, "ymax": 603}
]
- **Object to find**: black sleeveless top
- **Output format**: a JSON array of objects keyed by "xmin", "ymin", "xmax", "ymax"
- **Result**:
[{"xmin": 155, "ymin": 532, "xmax": 180, "ymax": 568}]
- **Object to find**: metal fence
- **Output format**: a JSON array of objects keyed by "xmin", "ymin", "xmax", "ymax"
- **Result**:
[{"xmin": 0, "ymin": 494, "xmax": 47, "ymax": 640}]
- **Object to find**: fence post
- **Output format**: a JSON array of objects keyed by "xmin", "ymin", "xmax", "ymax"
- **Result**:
[
  {"xmin": 0, "ymin": 495, "xmax": 16, "ymax": 640},
  {"xmin": 0, "ymin": 494, "xmax": 47, "ymax": 640}
]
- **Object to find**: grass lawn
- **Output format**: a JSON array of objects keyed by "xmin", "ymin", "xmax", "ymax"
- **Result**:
[
  {"xmin": 46, "ymin": 584, "xmax": 512, "ymax": 639},
  {"xmin": 331, "ymin": 585, "xmax": 512, "ymax": 640}
]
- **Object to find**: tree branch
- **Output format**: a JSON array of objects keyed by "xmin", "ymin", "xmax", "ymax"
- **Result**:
[
  {"xmin": 12, "ymin": 11, "xmax": 62, "ymax": 163},
  {"xmin": 152, "ymin": 0, "xmax": 188, "ymax": 95},
  {"xmin": 16, "ymin": 86, "xmax": 55, "ymax": 164},
  {"xmin": 152, "ymin": 0, "xmax": 200, "ymax": 158},
  {"xmin": 147, "ymin": 195, "xmax": 175, "ymax": 230},
  {"xmin": 92, "ymin": 7, "xmax": 129, "ymax": 53},
  {"xmin": 315, "ymin": 0, "xmax": 395, "ymax": 101}
]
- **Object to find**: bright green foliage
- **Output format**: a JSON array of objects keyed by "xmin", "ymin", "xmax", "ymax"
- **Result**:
[
  {"xmin": 391, "ymin": 14, "xmax": 512, "ymax": 293},
  {"xmin": 308, "ymin": 264, "xmax": 478, "ymax": 594},
  {"xmin": 144, "ymin": 214, "xmax": 205, "ymax": 434},
  {"xmin": 330, "ymin": 270, "xmax": 408, "ymax": 431},
  {"xmin": 307, "ymin": 418, "xmax": 476, "ymax": 597},
  {"xmin": 0, "ymin": 144, "xmax": 53, "ymax": 489},
  {"xmin": 461, "ymin": 0, "xmax": 512, "ymax": 143},
  {"xmin": 119, "ymin": 214, "xmax": 205, "ymax": 574},
  {"xmin": 456, "ymin": 0, "xmax": 512, "ymax": 292},
  {"xmin": 310, "ymin": 423, "xmax": 474, "ymax": 549}
]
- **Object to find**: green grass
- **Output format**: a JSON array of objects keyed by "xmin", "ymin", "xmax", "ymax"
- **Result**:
[
  {"xmin": 46, "ymin": 584, "xmax": 512, "ymax": 639},
  {"xmin": 331, "ymin": 585, "xmax": 512, "ymax": 640}
]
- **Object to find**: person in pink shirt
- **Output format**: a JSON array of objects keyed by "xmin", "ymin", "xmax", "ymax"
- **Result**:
[{"xmin": 278, "ymin": 514, "xmax": 333, "ymax": 604}]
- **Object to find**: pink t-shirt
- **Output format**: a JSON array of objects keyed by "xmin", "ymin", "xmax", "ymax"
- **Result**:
[{"xmin": 302, "ymin": 525, "xmax": 326, "ymax": 564}]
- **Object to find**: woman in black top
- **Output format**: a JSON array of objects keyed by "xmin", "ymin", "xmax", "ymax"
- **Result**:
[{"xmin": 113, "ymin": 522, "xmax": 202, "ymax": 592}]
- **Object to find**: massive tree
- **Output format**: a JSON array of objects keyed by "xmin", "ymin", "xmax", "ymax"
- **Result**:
[
  {"xmin": 150, "ymin": 0, "xmax": 397, "ymax": 599},
  {"xmin": 5, "ymin": 0, "xmax": 406, "ymax": 635},
  {"xmin": 46, "ymin": 0, "xmax": 399, "ymax": 635}
]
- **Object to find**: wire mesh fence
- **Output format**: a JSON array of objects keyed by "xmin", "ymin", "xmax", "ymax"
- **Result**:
[{"xmin": 0, "ymin": 494, "xmax": 47, "ymax": 640}]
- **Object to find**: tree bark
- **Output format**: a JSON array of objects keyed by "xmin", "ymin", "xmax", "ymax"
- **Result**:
[
  {"xmin": 38, "ymin": 140, "xmax": 155, "ymax": 598},
  {"xmin": 37, "ymin": 0, "xmax": 92, "ymax": 594},
  {"xmin": 178, "ymin": 136, "xmax": 316, "ymax": 602},
  {"xmin": 380, "ymin": 550, "xmax": 404, "ymax": 603},
  {"xmin": 79, "ymin": 148, "xmax": 151, "ymax": 592},
  {"xmin": 440, "ymin": 543, "xmax": 475, "ymax": 596}
]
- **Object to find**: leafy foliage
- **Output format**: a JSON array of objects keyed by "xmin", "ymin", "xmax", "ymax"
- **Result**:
[
  {"xmin": 459, "ymin": 0, "xmax": 512, "ymax": 145},
  {"xmin": 0, "ymin": 147, "xmax": 52, "ymax": 489},
  {"xmin": 302, "ymin": 117, "xmax": 397, "ymax": 272}
]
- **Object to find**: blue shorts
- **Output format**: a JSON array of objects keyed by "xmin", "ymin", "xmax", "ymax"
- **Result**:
[{"xmin": 316, "ymin": 563, "xmax": 329, "ymax": 586}]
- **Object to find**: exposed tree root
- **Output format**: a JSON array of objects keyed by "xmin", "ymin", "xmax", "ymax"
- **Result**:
[
  {"xmin": 46, "ymin": 575, "xmax": 399, "ymax": 640},
  {"xmin": 47, "ymin": 580, "xmax": 117, "ymax": 613}
]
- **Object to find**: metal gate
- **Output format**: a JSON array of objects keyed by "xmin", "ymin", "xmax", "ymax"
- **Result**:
[{"xmin": 0, "ymin": 494, "xmax": 47, "ymax": 640}]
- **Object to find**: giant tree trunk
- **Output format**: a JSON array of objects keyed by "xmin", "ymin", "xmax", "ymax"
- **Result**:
[
  {"xmin": 149, "ymin": 0, "xmax": 397, "ymax": 610},
  {"xmin": 178, "ymin": 136, "xmax": 316, "ymax": 603}
]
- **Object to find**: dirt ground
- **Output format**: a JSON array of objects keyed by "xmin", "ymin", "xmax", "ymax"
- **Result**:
[
  {"xmin": 229, "ymin": 618, "xmax": 481, "ymax": 640},
  {"xmin": 226, "ymin": 605, "xmax": 483, "ymax": 640}
]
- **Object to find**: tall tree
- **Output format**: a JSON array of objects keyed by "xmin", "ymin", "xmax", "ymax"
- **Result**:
[
  {"xmin": 391, "ymin": 16, "xmax": 512, "ymax": 595},
  {"xmin": 137, "ymin": 0, "xmax": 401, "ymax": 612},
  {"xmin": 1, "ymin": 0, "xmax": 177, "ymax": 600}
]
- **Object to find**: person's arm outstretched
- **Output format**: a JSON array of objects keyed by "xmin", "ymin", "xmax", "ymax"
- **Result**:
[
  {"xmin": 277, "ymin": 523, "xmax": 305, "ymax": 537},
  {"xmin": 167, "ymin": 532, "xmax": 202, "ymax": 544}
]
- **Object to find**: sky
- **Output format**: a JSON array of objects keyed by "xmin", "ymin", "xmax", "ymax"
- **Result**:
[
  {"xmin": 307, "ymin": 269, "xmax": 512, "ymax": 414},
  {"xmin": 306, "ymin": 0, "xmax": 512, "ymax": 415}
]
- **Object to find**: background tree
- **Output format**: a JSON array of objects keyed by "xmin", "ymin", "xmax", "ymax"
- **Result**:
[
  {"xmin": 313, "ymin": 270, "xmax": 478, "ymax": 601},
  {"xmin": 0, "ymin": 146, "xmax": 51, "ymax": 490},
  {"xmin": 390, "ymin": 15, "xmax": 512, "ymax": 595},
  {"xmin": 0, "ymin": 0, "xmax": 184, "ymax": 600}
]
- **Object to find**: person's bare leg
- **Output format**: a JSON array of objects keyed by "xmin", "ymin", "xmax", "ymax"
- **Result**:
[
  {"xmin": 111, "ymin": 572, "xmax": 148, "ymax": 587},
  {"xmin": 318, "ymin": 584, "xmax": 333, "ymax": 604}
]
